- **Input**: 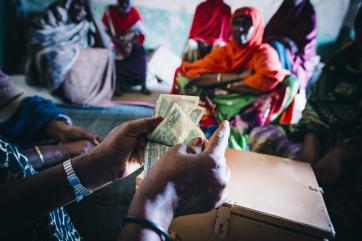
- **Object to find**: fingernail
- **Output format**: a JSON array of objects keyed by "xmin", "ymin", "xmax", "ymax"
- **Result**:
[
  {"xmin": 220, "ymin": 120, "xmax": 229, "ymax": 128},
  {"xmin": 153, "ymin": 116, "xmax": 163, "ymax": 123}
]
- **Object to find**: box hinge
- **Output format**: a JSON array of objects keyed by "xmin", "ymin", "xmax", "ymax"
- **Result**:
[{"xmin": 213, "ymin": 205, "xmax": 232, "ymax": 238}]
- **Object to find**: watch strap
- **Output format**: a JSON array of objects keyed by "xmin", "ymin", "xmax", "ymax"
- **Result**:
[{"xmin": 63, "ymin": 159, "xmax": 92, "ymax": 202}]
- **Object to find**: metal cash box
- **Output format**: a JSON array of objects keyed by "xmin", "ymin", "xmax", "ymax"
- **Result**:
[{"xmin": 170, "ymin": 149, "xmax": 335, "ymax": 241}]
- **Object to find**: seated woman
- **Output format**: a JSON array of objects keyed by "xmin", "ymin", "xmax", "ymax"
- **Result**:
[
  {"xmin": 0, "ymin": 70, "xmax": 101, "ymax": 170},
  {"xmin": 250, "ymin": 7, "xmax": 362, "ymax": 240},
  {"xmin": 264, "ymin": 0, "xmax": 318, "ymax": 122},
  {"xmin": 183, "ymin": 0, "xmax": 232, "ymax": 62},
  {"xmin": 102, "ymin": 0, "xmax": 150, "ymax": 95},
  {"xmin": 173, "ymin": 7, "xmax": 298, "ymax": 149},
  {"xmin": 27, "ymin": 0, "xmax": 115, "ymax": 105}
]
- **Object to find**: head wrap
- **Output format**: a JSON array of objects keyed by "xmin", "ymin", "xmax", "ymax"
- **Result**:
[{"xmin": 181, "ymin": 7, "xmax": 265, "ymax": 77}]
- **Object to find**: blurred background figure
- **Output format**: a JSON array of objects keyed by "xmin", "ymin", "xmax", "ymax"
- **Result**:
[
  {"xmin": 250, "ymin": 6, "xmax": 362, "ymax": 240},
  {"xmin": 173, "ymin": 7, "xmax": 297, "ymax": 150},
  {"xmin": 182, "ymin": 0, "xmax": 232, "ymax": 62},
  {"xmin": 264, "ymin": 0, "xmax": 318, "ymax": 123},
  {"xmin": 103, "ymin": 0, "xmax": 150, "ymax": 95},
  {"xmin": 26, "ymin": 0, "xmax": 115, "ymax": 105}
]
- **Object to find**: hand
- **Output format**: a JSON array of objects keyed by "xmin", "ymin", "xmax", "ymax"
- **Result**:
[
  {"xmin": 212, "ymin": 40, "xmax": 226, "ymax": 49},
  {"xmin": 300, "ymin": 132, "xmax": 321, "ymax": 164},
  {"xmin": 117, "ymin": 36, "xmax": 133, "ymax": 59},
  {"xmin": 93, "ymin": 117, "xmax": 163, "ymax": 180},
  {"xmin": 314, "ymin": 147, "xmax": 347, "ymax": 186},
  {"xmin": 127, "ymin": 121, "xmax": 230, "ymax": 231},
  {"xmin": 61, "ymin": 140, "xmax": 96, "ymax": 159},
  {"xmin": 45, "ymin": 120, "xmax": 102, "ymax": 145}
]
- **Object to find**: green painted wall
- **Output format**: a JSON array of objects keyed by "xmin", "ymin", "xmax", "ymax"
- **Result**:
[
  {"xmin": 0, "ymin": 0, "xmax": 352, "ymax": 72},
  {"xmin": 0, "ymin": 0, "xmax": 193, "ymax": 67}
]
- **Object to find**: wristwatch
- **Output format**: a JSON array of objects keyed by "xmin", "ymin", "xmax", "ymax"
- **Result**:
[{"xmin": 63, "ymin": 159, "xmax": 93, "ymax": 202}]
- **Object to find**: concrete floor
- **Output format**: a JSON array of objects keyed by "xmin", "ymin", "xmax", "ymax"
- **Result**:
[{"xmin": 112, "ymin": 90, "xmax": 164, "ymax": 105}]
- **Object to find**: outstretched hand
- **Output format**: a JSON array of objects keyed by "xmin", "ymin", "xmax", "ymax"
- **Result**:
[{"xmin": 45, "ymin": 120, "xmax": 102, "ymax": 145}]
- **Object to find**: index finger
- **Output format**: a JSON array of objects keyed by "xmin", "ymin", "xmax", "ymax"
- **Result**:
[
  {"xmin": 75, "ymin": 128, "xmax": 101, "ymax": 145},
  {"xmin": 122, "ymin": 116, "xmax": 163, "ymax": 136},
  {"xmin": 204, "ymin": 120, "xmax": 230, "ymax": 159}
]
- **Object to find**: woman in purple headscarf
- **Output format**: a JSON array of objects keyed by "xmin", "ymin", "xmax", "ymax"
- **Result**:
[{"xmin": 264, "ymin": 0, "xmax": 318, "ymax": 123}]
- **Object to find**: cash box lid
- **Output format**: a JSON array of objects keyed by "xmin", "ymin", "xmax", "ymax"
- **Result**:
[{"xmin": 225, "ymin": 149, "xmax": 335, "ymax": 239}]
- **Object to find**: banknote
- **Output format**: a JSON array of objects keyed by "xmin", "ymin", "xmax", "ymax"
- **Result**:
[
  {"xmin": 154, "ymin": 94, "xmax": 199, "ymax": 117},
  {"xmin": 144, "ymin": 95, "xmax": 205, "ymax": 174},
  {"xmin": 144, "ymin": 142, "xmax": 170, "ymax": 174},
  {"xmin": 149, "ymin": 102, "xmax": 205, "ymax": 147}
]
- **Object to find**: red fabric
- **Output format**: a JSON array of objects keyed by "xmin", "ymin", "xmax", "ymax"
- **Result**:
[
  {"xmin": 280, "ymin": 98, "xmax": 295, "ymax": 124},
  {"xmin": 180, "ymin": 7, "xmax": 288, "ymax": 91},
  {"xmin": 171, "ymin": 67, "xmax": 181, "ymax": 94},
  {"xmin": 189, "ymin": 0, "xmax": 232, "ymax": 45},
  {"xmin": 102, "ymin": 5, "xmax": 145, "ymax": 44}
]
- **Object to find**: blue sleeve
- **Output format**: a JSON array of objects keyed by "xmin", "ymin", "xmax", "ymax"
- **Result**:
[{"xmin": 0, "ymin": 96, "xmax": 65, "ymax": 145}]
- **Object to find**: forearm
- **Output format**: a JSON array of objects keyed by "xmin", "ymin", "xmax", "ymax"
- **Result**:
[
  {"xmin": 22, "ymin": 148, "xmax": 43, "ymax": 170},
  {"xmin": 23, "ymin": 145, "xmax": 72, "ymax": 170},
  {"xmin": 300, "ymin": 132, "xmax": 322, "ymax": 164},
  {"xmin": 0, "ymin": 147, "xmax": 113, "ymax": 233},
  {"xmin": 193, "ymin": 73, "xmax": 240, "ymax": 83},
  {"xmin": 119, "ymin": 174, "xmax": 176, "ymax": 241},
  {"xmin": 336, "ymin": 145, "xmax": 362, "ymax": 165},
  {"xmin": 0, "ymin": 164, "xmax": 74, "ymax": 232},
  {"xmin": 44, "ymin": 120, "xmax": 68, "ymax": 140}
]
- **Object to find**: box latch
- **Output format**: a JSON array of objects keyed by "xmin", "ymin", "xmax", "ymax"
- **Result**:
[
  {"xmin": 309, "ymin": 184, "xmax": 324, "ymax": 194},
  {"xmin": 213, "ymin": 205, "xmax": 232, "ymax": 238}
]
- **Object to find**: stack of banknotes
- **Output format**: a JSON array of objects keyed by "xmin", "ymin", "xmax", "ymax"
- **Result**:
[{"xmin": 144, "ymin": 94, "xmax": 205, "ymax": 174}]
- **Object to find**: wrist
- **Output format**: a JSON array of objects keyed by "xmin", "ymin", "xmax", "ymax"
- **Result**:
[
  {"xmin": 128, "ymin": 179, "xmax": 177, "ymax": 230},
  {"xmin": 45, "ymin": 120, "xmax": 69, "ymax": 140},
  {"xmin": 70, "ymin": 147, "xmax": 114, "ymax": 192}
]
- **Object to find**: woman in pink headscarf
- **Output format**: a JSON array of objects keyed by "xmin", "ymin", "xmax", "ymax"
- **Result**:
[
  {"xmin": 183, "ymin": 0, "xmax": 232, "ymax": 62},
  {"xmin": 264, "ymin": 0, "xmax": 319, "ymax": 123}
]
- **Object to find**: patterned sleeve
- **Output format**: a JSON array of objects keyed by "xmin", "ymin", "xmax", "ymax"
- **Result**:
[{"xmin": 0, "ymin": 138, "xmax": 36, "ymax": 183}]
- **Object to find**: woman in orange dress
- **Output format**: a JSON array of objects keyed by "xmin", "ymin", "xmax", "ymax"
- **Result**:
[{"xmin": 172, "ymin": 7, "xmax": 298, "ymax": 149}]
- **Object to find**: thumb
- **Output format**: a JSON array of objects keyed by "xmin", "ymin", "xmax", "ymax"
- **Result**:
[
  {"xmin": 204, "ymin": 121, "xmax": 230, "ymax": 159},
  {"xmin": 122, "ymin": 117, "xmax": 163, "ymax": 136}
]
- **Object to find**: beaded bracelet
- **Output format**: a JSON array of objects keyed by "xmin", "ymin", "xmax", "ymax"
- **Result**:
[{"xmin": 119, "ymin": 215, "xmax": 171, "ymax": 241}]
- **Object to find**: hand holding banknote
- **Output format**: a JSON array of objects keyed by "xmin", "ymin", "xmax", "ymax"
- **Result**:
[
  {"xmin": 125, "ymin": 120, "xmax": 230, "ymax": 240},
  {"xmin": 144, "ymin": 94, "xmax": 206, "ymax": 174},
  {"xmin": 92, "ymin": 117, "xmax": 163, "ymax": 180}
]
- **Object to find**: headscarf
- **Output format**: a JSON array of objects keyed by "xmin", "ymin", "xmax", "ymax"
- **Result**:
[
  {"xmin": 102, "ymin": 3, "xmax": 143, "ymax": 38},
  {"xmin": 181, "ymin": 7, "xmax": 266, "ymax": 77},
  {"xmin": 264, "ymin": 0, "xmax": 316, "ymax": 52},
  {"xmin": 263, "ymin": 0, "xmax": 317, "ymax": 90},
  {"xmin": 189, "ymin": 0, "xmax": 232, "ymax": 45}
]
